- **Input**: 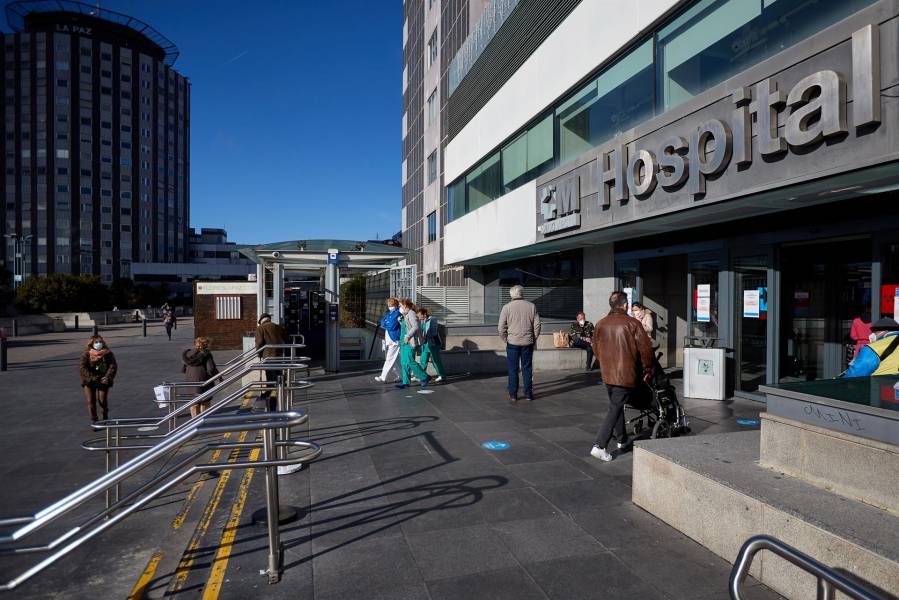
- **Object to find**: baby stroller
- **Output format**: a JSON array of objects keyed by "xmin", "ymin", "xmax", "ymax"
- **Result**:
[{"xmin": 624, "ymin": 353, "xmax": 689, "ymax": 439}]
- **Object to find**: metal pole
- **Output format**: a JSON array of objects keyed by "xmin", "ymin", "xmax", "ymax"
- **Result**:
[
  {"xmin": 142, "ymin": 319, "xmax": 147, "ymax": 337},
  {"xmin": 277, "ymin": 375, "xmax": 287, "ymax": 461},
  {"xmin": 114, "ymin": 428, "xmax": 121, "ymax": 503},
  {"xmin": 92, "ymin": 324, "xmax": 99, "ymax": 337},
  {"xmin": 12, "ymin": 319, "xmax": 17, "ymax": 338},
  {"xmin": 74, "ymin": 315, "xmax": 79, "ymax": 332},
  {"xmin": 104, "ymin": 312, "xmax": 108, "ymax": 326},
  {"xmin": 105, "ymin": 428, "xmax": 111, "ymax": 510},
  {"xmin": 262, "ymin": 427, "xmax": 282, "ymax": 584},
  {"xmin": 0, "ymin": 338, "xmax": 7, "ymax": 372}
]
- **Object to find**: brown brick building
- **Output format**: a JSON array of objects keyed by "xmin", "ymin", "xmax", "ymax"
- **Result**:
[{"xmin": 192, "ymin": 281, "xmax": 257, "ymax": 350}]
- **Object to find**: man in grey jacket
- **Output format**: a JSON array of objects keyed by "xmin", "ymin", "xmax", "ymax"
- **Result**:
[{"xmin": 498, "ymin": 285, "xmax": 541, "ymax": 402}]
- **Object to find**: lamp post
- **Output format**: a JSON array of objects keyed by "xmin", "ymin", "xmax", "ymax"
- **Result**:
[{"xmin": 4, "ymin": 233, "xmax": 33, "ymax": 290}]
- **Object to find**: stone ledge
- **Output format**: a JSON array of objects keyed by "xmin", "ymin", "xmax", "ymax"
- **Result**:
[
  {"xmin": 632, "ymin": 432, "xmax": 899, "ymax": 599},
  {"xmin": 760, "ymin": 412, "xmax": 899, "ymax": 515}
]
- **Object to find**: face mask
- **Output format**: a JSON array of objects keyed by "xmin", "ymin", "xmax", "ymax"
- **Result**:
[
  {"xmin": 869, "ymin": 332, "xmax": 879, "ymax": 343},
  {"xmin": 578, "ymin": 320, "xmax": 585, "ymax": 326},
  {"xmin": 388, "ymin": 306, "xmax": 396, "ymax": 312},
  {"xmin": 92, "ymin": 342, "xmax": 104, "ymax": 350}
]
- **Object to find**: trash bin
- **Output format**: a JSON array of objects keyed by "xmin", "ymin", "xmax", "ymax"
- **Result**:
[{"xmin": 683, "ymin": 338, "xmax": 726, "ymax": 400}]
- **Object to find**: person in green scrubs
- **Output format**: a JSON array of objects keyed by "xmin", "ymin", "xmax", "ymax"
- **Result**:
[
  {"xmin": 417, "ymin": 308, "xmax": 445, "ymax": 383},
  {"xmin": 396, "ymin": 299, "xmax": 430, "ymax": 389}
]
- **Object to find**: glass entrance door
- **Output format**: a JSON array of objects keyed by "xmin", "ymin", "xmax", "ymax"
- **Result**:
[
  {"xmin": 779, "ymin": 239, "xmax": 871, "ymax": 381},
  {"xmin": 734, "ymin": 256, "xmax": 769, "ymax": 393}
]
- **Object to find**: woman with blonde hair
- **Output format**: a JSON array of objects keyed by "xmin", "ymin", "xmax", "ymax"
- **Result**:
[
  {"xmin": 396, "ymin": 298, "xmax": 430, "ymax": 389},
  {"xmin": 182, "ymin": 337, "xmax": 221, "ymax": 418},
  {"xmin": 79, "ymin": 335, "xmax": 117, "ymax": 424}
]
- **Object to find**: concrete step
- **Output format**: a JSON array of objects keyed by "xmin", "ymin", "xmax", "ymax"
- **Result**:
[{"xmin": 631, "ymin": 431, "xmax": 899, "ymax": 599}]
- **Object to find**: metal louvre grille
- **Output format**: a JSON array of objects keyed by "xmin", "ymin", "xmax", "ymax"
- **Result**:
[
  {"xmin": 498, "ymin": 286, "xmax": 581, "ymax": 319},
  {"xmin": 447, "ymin": 0, "xmax": 582, "ymax": 141},
  {"xmin": 215, "ymin": 296, "xmax": 241, "ymax": 320},
  {"xmin": 418, "ymin": 286, "xmax": 470, "ymax": 323},
  {"xmin": 448, "ymin": 0, "xmax": 521, "ymax": 95}
]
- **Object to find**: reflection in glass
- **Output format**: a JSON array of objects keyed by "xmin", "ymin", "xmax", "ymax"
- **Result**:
[
  {"xmin": 657, "ymin": 0, "xmax": 876, "ymax": 112},
  {"xmin": 556, "ymin": 40, "xmax": 654, "ymax": 166}
]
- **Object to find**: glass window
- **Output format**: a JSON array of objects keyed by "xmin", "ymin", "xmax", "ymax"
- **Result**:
[
  {"xmin": 448, "ymin": 178, "xmax": 466, "ymax": 222},
  {"xmin": 557, "ymin": 39, "xmax": 654, "ymax": 165},
  {"xmin": 427, "ymin": 89, "xmax": 438, "ymax": 125},
  {"xmin": 501, "ymin": 113, "xmax": 553, "ymax": 192},
  {"xmin": 657, "ymin": 0, "xmax": 876, "ymax": 112},
  {"xmin": 427, "ymin": 30, "xmax": 438, "ymax": 68},
  {"xmin": 465, "ymin": 152, "xmax": 501, "ymax": 214},
  {"xmin": 427, "ymin": 212, "xmax": 437, "ymax": 243},
  {"xmin": 427, "ymin": 150, "xmax": 438, "ymax": 184}
]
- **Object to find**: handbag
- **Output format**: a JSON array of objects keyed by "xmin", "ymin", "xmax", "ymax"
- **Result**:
[{"xmin": 553, "ymin": 331, "xmax": 570, "ymax": 348}]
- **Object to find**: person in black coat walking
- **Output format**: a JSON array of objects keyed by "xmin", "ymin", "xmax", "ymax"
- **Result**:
[
  {"xmin": 181, "ymin": 337, "xmax": 220, "ymax": 418},
  {"xmin": 80, "ymin": 335, "xmax": 117, "ymax": 424}
]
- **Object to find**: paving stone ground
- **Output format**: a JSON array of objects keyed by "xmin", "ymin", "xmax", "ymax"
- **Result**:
[{"xmin": 0, "ymin": 321, "xmax": 784, "ymax": 599}]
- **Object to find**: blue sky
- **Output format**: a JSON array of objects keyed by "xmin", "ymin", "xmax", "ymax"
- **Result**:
[{"xmin": 63, "ymin": 1, "xmax": 404, "ymax": 244}]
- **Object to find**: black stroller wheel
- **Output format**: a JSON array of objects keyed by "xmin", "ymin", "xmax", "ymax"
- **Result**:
[{"xmin": 651, "ymin": 419, "xmax": 672, "ymax": 439}]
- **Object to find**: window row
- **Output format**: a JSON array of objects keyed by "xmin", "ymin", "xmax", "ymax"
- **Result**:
[{"xmin": 447, "ymin": 0, "xmax": 875, "ymax": 222}]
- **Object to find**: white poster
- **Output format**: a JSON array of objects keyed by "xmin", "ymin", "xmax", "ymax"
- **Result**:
[
  {"xmin": 623, "ymin": 287, "xmax": 634, "ymax": 316},
  {"xmin": 697, "ymin": 284, "xmax": 711, "ymax": 323},
  {"xmin": 743, "ymin": 289, "xmax": 760, "ymax": 318}
]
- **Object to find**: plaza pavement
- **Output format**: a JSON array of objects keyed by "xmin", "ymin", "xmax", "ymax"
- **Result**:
[{"xmin": 0, "ymin": 320, "xmax": 783, "ymax": 599}]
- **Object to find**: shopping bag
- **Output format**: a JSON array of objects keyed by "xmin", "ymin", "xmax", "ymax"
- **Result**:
[{"xmin": 553, "ymin": 331, "xmax": 570, "ymax": 348}]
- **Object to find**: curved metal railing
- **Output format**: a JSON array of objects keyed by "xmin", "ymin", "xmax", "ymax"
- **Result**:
[
  {"xmin": 0, "ymin": 410, "xmax": 322, "ymax": 591},
  {"xmin": 729, "ymin": 535, "xmax": 884, "ymax": 600}
]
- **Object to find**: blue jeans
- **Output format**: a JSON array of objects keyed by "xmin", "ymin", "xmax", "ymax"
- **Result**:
[{"xmin": 506, "ymin": 343, "xmax": 533, "ymax": 398}]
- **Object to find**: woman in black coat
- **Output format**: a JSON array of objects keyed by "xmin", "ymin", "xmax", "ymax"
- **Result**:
[
  {"xmin": 182, "ymin": 337, "xmax": 220, "ymax": 418},
  {"xmin": 80, "ymin": 335, "xmax": 117, "ymax": 424}
]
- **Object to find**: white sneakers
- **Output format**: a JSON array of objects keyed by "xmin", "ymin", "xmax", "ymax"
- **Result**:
[
  {"xmin": 590, "ymin": 446, "xmax": 613, "ymax": 462},
  {"xmin": 435, "ymin": 376, "xmax": 443, "ymax": 383},
  {"xmin": 374, "ymin": 376, "xmax": 384, "ymax": 383},
  {"xmin": 277, "ymin": 464, "xmax": 303, "ymax": 475}
]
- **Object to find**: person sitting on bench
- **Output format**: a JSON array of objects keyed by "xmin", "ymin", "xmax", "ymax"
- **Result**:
[{"xmin": 569, "ymin": 312, "xmax": 595, "ymax": 371}]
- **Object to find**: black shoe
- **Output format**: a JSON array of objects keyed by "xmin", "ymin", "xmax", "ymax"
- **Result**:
[
  {"xmin": 526, "ymin": 395, "xmax": 534, "ymax": 402},
  {"xmin": 508, "ymin": 394, "xmax": 518, "ymax": 403}
]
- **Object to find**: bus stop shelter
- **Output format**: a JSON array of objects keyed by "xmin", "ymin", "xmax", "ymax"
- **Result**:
[{"xmin": 241, "ymin": 240, "xmax": 413, "ymax": 372}]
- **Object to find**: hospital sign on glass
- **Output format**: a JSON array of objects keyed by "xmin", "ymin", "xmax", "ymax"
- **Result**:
[{"xmin": 601, "ymin": 26, "xmax": 880, "ymax": 206}]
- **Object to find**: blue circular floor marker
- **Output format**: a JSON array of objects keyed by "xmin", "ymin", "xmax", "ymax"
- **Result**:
[
  {"xmin": 481, "ymin": 441, "xmax": 511, "ymax": 451},
  {"xmin": 736, "ymin": 418, "xmax": 760, "ymax": 426}
]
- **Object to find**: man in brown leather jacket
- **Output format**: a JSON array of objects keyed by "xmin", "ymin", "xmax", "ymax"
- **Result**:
[
  {"xmin": 255, "ymin": 313, "xmax": 287, "ymax": 408},
  {"xmin": 590, "ymin": 291, "xmax": 654, "ymax": 462}
]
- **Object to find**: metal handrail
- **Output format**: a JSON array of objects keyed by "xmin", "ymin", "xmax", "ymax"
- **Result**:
[
  {"xmin": 729, "ymin": 535, "xmax": 884, "ymax": 600},
  {"xmin": 0, "ymin": 410, "xmax": 322, "ymax": 591},
  {"xmin": 97, "ymin": 361, "xmax": 307, "ymax": 432},
  {"xmin": 175, "ymin": 342, "xmax": 308, "ymax": 390},
  {"xmin": 86, "ymin": 358, "xmax": 312, "ymax": 509}
]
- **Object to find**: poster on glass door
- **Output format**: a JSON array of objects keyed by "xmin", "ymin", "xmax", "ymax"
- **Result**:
[
  {"xmin": 696, "ymin": 284, "xmax": 711, "ymax": 322},
  {"xmin": 623, "ymin": 287, "xmax": 634, "ymax": 316},
  {"xmin": 743, "ymin": 289, "xmax": 760, "ymax": 318}
]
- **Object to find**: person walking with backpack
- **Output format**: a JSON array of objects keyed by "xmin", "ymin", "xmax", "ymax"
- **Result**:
[
  {"xmin": 80, "ymin": 335, "xmax": 118, "ymax": 425},
  {"xmin": 417, "ymin": 307, "xmax": 445, "ymax": 383},
  {"xmin": 181, "ymin": 337, "xmax": 222, "ymax": 418},
  {"xmin": 375, "ymin": 298, "xmax": 402, "ymax": 383},
  {"xmin": 395, "ymin": 299, "xmax": 430, "ymax": 389}
]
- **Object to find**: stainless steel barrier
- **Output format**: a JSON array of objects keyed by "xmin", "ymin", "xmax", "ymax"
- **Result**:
[
  {"xmin": 729, "ymin": 535, "xmax": 884, "ymax": 600},
  {"xmin": 87, "ymin": 360, "xmax": 312, "ymax": 507},
  {"xmin": 0, "ymin": 411, "xmax": 322, "ymax": 590}
]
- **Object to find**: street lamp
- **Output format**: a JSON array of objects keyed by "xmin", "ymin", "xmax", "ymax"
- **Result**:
[{"xmin": 4, "ymin": 233, "xmax": 33, "ymax": 290}]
